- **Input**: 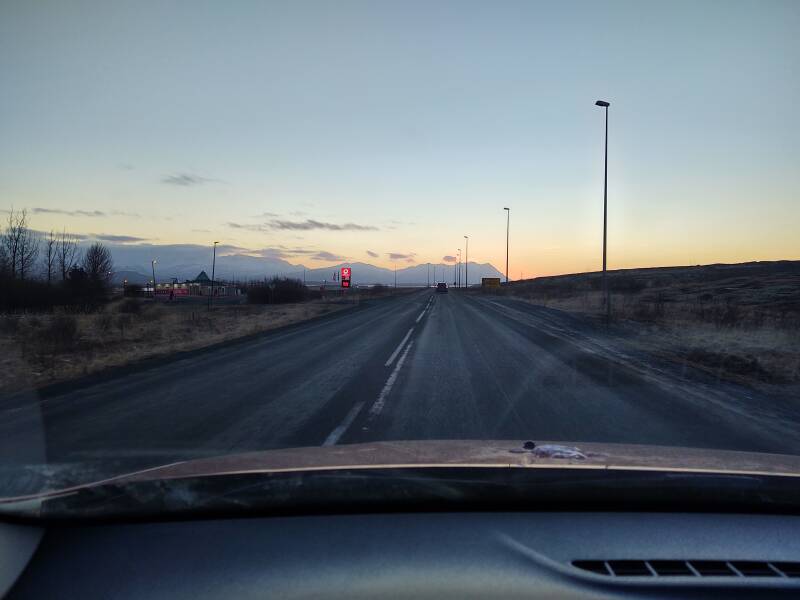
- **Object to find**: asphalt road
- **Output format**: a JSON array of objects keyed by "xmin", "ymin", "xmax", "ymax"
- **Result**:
[{"xmin": 2, "ymin": 289, "xmax": 800, "ymax": 490}]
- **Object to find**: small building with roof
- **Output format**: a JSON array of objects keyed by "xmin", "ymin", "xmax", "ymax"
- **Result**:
[{"xmin": 153, "ymin": 270, "xmax": 240, "ymax": 298}]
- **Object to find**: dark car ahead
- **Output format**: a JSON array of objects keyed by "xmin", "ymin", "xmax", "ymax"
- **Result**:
[{"xmin": 436, "ymin": 282, "xmax": 448, "ymax": 293}]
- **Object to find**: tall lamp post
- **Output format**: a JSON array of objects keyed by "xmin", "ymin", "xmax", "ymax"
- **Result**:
[
  {"xmin": 457, "ymin": 249, "xmax": 461, "ymax": 288},
  {"xmin": 503, "ymin": 207, "xmax": 510, "ymax": 284},
  {"xmin": 209, "ymin": 241, "xmax": 219, "ymax": 310},
  {"xmin": 595, "ymin": 100, "xmax": 611, "ymax": 323},
  {"xmin": 151, "ymin": 259, "xmax": 157, "ymax": 299},
  {"xmin": 463, "ymin": 235, "xmax": 469, "ymax": 288}
]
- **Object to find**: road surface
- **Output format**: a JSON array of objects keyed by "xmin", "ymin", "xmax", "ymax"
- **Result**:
[{"xmin": 2, "ymin": 289, "xmax": 800, "ymax": 491}]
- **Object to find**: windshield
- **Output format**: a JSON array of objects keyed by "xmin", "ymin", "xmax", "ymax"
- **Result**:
[{"xmin": 1, "ymin": 1, "xmax": 799, "ymax": 515}]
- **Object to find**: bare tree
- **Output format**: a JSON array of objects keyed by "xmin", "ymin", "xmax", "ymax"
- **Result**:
[
  {"xmin": 57, "ymin": 230, "xmax": 79, "ymax": 281},
  {"xmin": 82, "ymin": 242, "xmax": 113, "ymax": 285},
  {"xmin": 2, "ymin": 208, "xmax": 24, "ymax": 279},
  {"xmin": 0, "ymin": 243, "xmax": 8, "ymax": 279},
  {"xmin": 17, "ymin": 224, "xmax": 39, "ymax": 280},
  {"xmin": 2, "ymin": 208, "xmax": 39, "ymax": 280},
  {"xmin": 43, "ymin": 230, "xmax": 58, "ymax": 284}
]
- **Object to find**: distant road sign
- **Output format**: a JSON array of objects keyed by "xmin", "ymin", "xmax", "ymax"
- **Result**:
[
  {"xmin": 341, "ymin": 267, "xmax": 351, "ymax": 288},
  {"xmin": 481, "ymin": 277, "xmax": 501, "ymax": 288}
]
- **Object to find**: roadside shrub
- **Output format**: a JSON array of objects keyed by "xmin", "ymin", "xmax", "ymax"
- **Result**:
[
  {"xmin": 140, "ymin": 304, "xmax": 165, "ymax": 322},
  {"xmin": 96, "ymin": 312, "xmax": 114, "ymax": 334},
  {"xmin": 116, "ymin": 314, "xmax": 133, "ymax": 338},
  {"xmin": 118, "ymin": 298, "xmax": 142, "ymax": 314},
  {"xmin": 123, "ymin": 284, "xmax": 143, "ymax": 297},
  {"xmin": 247, "ymin": 277, "xmax": 307, "ymax": 304},
  {"xmin": 45, "ymin": 315, "xmax": 79, "ymax": 350}
]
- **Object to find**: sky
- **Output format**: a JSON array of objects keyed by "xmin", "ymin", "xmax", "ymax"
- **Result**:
[{"xmin": 1, "ymin": 0, "xmax": 798, "ymax": 278}]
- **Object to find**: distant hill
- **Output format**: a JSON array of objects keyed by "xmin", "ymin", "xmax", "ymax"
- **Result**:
[
  {"xmin": 111, "ymin": 270, "xmax": 150, "ymax": 285},
  {"xmin": 511, "ymin": 260, "xmax": 800, "ymax": 289},
  {"xmin": 507, "ymin": 260, "xmax": 800, "ymax": 313},
  {"xmin": 96, "ymin": 241, "xmax": 503, "ymax": 286}
]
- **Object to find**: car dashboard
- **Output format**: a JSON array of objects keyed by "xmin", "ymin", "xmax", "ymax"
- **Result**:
[{"xmin": 4, "ymin": 511, "xmax": 800, "ymax": 599}]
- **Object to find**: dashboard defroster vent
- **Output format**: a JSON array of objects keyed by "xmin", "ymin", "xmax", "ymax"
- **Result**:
[{"xmin": 573, "ymin": 560, "xmax": 800, "ymax": 578}]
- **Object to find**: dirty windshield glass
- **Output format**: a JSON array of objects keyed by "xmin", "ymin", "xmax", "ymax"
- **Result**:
[{"xmin": 1, "ymin": 1, "xmax": 799, "ymax": 510}]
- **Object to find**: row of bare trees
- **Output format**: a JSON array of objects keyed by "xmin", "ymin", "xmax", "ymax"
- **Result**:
[
  {"xmin": 1, "ymin": 208, "xmax": 114, "ymax": 311},
  {"xmin": 2, "ymin": 209, "xmax": 83, "ymax": 283}
]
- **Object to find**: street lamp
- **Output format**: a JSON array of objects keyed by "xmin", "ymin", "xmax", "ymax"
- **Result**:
[
  {"xmin": 209, "ymin": 241, "xmax": 219, "ymax": 310},
  {"xmin": 595, "ymin": 99, "xmax": 611, "ymax": 323},
  {"xmin": 463, "ymin": 235, "xmax": 469, "ymax": 288},
  {"xmin": 503, "ymin": 208, "xmax": 510, "ymax": 284},
  {"xmin": 151, "ymin": 259, "xmax": 157, "ymax": 299},
  {"xmin": 457, "ymin": 249, "xmax": 461, "ymax": 288}
]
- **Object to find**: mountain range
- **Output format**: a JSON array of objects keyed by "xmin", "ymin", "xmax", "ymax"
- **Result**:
[{"xmin": 101, "ymin": 243, "xmax": 504, "ymax": 286}]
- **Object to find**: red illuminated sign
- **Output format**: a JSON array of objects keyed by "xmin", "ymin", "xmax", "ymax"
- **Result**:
[{"xmin": 341, "ymin": 267, "xmax": 351, "ymax": 288}]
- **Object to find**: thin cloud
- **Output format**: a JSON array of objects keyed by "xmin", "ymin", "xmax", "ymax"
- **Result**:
[
  {"xmin": 388, "ymin": 252, "xmax": 415, "ymax": 261},
  {"xmin": 161, "ymin": 173, "xmax": 214, "ymax": 186},
  {"xmin": 31, "ymin": 208, "xmax": 106, "ymax": 217},
  {"xmin": 227, "ymin": 222, "xmax": 269, "ymax": 232},
  {"xmin": 249, "ymin": 246, "xmax": 335, "ymax": 260},
  {"xmin": 366, "ymin": 250, "xmax": 379, "ymax": 258},
  {"xmin": 228, "ymin": 218, "xmax": 378, "ymax": 232},
  {"xmin": 253, "ymin": 247, "xmax": 291, "ymax": 260},
  {"xmin": 311, "ymin": 251, "xmax": 346, "ymax": 262},
  {"xmin": 269, "ymin": 219, "xmax": 377, "ymax": 232},
  {"xmin": 252, "ymin": 212, "xmax": 279, "ymax": 218},
  {"xmin": 191, "ymin": 228, "xmax": 212, "ymax": 233},
  {"xmin": 260, "ymin": 247, "xmax": 305, "ymax": 259},
  {"xmin": 91, "ymin": 234, "xmax": 149, "ymax": 243},
  {"xmin": 30, "ymin": 229, "xmax": 89, "ymax": 241},
  {"xmin": 443, "ymin": 255, "xmax": 456, "ymax": 263}
]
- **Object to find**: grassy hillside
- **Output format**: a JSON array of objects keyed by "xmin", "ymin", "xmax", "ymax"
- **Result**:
[{"xmin": 489, "ymin": 261, "xmax": 800, "ymax": 388}]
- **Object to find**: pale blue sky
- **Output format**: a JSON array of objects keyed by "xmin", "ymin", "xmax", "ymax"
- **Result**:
[{"xmin": 1, "ymin": 0, "xmax": 798, "ymax": 275}]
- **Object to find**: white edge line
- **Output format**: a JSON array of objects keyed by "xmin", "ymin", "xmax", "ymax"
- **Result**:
[
  {"xmin": 322, "ymin": 401, "xmax": 365, "ymax": 446},
  {"xmin": 384, "ymin": 328, "xmax": 414, "ymax": 367}
]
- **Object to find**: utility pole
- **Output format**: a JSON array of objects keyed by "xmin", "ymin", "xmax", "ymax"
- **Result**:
[
  {"xmin": 504, "ymin": 207, "xmax": 510, "ymax": 284},
  {"xmin": 595, "ymin": 100, "xmax": 611, "ymax": 323},
  {"xmin": 464, "ymin": 235, "xmax": 469, "ymax": 288},
  {"xmin": 427, "ymin": 262, "xmax": 430, "ymax": 288},
  {"xmin": 151, "ymin": 259, "xmax": 157, "ymax": 299},
  {"xmin": 209, "ymin": 241, "xmax": 219, "ymax": 310},
  {"xmin": 457, "ymin": 249, "xmax": 461, "ymax": 288}
]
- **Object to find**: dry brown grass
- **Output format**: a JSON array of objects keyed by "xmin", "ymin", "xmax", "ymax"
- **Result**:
[
  {"xmin": 491, "ymin": 263, "xmax": 800, "ymax": 389},
  {"xmin": 0, "ymin": 299, "xmax": 351, "ymax": 394}
]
